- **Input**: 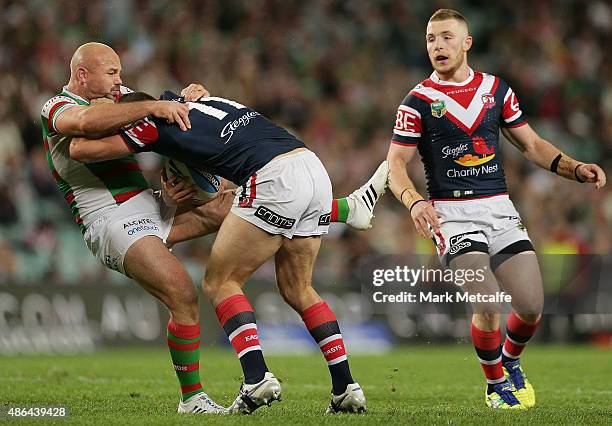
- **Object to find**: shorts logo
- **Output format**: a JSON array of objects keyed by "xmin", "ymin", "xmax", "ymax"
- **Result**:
[
  {"xmin": 254, "ymin": 206, "xmax": 295, "ymax": 229},
  {"xmin": 104, "ymin": 255, "xmax": 120, "ymax": 272},
  {"xmin": 318, "ymin": 212, "xmax": 331, "ymax": 226},
  {"xmin": 123, "ymin": 218, "xmax": 155, "ymax": 229},
  {"xmin": 123, "ymin": 217, "xmax": 160, "ymax": 236},
  {"xmin": 448, "ymin": 234, "xmax": 473, "ymax": 255},
  {"xmin": 430, "ymin": 100, "xmax": 446, "ymax": 118}
]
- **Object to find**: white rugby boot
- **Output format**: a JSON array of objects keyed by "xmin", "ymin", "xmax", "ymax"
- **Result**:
[
  {"xmin": 227, "ymin": 372, "xmax": 282, "ymax": 414},
  {"xmin": 177, "ymin": 391, "xmax": 227, "ymax": 414},
  {"xmin": 326, "ymin": 382, "xmax": 367, "ymax": 413},
  {"xmin": 345, "ymin": 161, "xmax": 389, "ymax": 230}
]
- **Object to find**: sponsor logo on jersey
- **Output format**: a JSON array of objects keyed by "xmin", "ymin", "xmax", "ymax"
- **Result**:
[
  {"xmin": 481, "ymin": 93, "xmax": 496, "ymax": 108},
  {"xmin": 254, "ymin": 206, "xmax": 296, "ymax": 229},
  {"xmin": 447, "ymin": 163, "xmax": 499, "ymax": 178},
  {"xmin": 318, "ymin": 212, "xmax": 331, "ymax": 226},
  {"xmin": 220, "ymin": 111, "xmax": 260, "ymax": 144},
  {"xmin": 430, "ymin": 100, "xmax": 446, "ymax": 118},
  {"xmin": 453, "ymin": 136, "xmax": 496, "ymax": 167},
  {"xmin": 453, "ymin": 190, "xmax": 474, "ymax": 197},
  {"xmin": 441, "ymin": 143, "xmax": 469, "ymax": 159}
]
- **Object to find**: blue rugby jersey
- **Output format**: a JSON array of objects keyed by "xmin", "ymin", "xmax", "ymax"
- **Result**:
[
  {"xmin": 391, "ymin": 69, "xmax": 527, "ymax": 200},
  {"xmin": 119, "ymin": 91, "xmax": 305, "ymax": 185}
]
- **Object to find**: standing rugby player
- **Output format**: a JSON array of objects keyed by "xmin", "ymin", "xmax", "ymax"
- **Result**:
[{"xmin": 387, "ymin": 9, "xmax": 606, "ymax": 409}]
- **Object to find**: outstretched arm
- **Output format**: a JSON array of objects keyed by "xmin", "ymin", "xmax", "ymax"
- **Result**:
[
  {"xmin": 502, "ymin": 124, "xmax": 606, "ymax": 189},
  {"xmin": 387, "ymin": 144, "xmax": 440, "ymax": 238},
  {"xmin": 54, "ymin": 99, "xmax": 191, "ymax": 137}
]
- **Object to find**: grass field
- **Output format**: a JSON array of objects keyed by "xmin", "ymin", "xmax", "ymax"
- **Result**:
[{"xmin": 0, "ymin": 345, "xmax": 610, "ymax": 425}]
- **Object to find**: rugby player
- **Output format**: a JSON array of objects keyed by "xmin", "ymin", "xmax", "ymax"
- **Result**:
[
  {"xmin": 69, "ymin": 90, "xmax": 386, "ymax": 414},
  {"xmin": 42, "ymin": 42, "xmax": 240, "ymax": 414},
  {"xmin": 386, "ymin": 9, "xmax": 606, "ymax": 410}
]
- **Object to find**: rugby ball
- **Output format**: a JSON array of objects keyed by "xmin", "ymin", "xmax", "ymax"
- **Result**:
[{"xmin": 164, "ymin": 158, "xmax": 221, "ymax": 204}]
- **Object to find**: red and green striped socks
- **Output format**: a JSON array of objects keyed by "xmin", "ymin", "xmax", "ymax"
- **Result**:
[
  {"xmin": 167, "ymin": 320, "xmax": 203, "ymax": 401},
  {"xmin": 331, "ymin": 198, "xmax": 350, "ymax": 223}
]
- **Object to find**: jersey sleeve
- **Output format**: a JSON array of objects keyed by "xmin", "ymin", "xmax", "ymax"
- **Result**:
[
  {"xmin": 118, "ymin": 117, "xmax": 159, "ymax": 152},
  {"xmin": 41, "ymin": 95, "xmax": 79, "ymax": 134},
  {"xmin": 159, "ymin": 90, "xmax": 182, "ymax": 101},
  {"xmin": 391, "ymin": 94, "xmax": 422, "ymax": 147},
  {"xmin": 501, "ymin": 84, "xmax": 527, "ymax": 128}
]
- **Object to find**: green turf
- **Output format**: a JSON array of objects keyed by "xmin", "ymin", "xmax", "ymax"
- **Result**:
[{"xmin": 0, "ymin": 345, "xmax": 610, "ymax": 425}]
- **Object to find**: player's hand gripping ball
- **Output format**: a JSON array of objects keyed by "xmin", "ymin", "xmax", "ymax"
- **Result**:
[{"xmin": 164, "ymin": 159, "xmax": 221, "ymax": 204}]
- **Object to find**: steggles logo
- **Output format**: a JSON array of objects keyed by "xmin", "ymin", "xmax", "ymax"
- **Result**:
[{"xmin": 441, "ymin": 143, "xmax": 469, "ymax": 159}]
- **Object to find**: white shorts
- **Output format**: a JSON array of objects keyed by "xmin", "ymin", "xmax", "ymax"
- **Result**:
[
  {"xmin": 83, "ymin": 189, "xmax": 176, "ymax": 275},
  {"xmin": 431, "ymin": 194, "xmax": 534, "ymax": 269},
  {"xmin": 231, "ymin": 150, "xmax": 332, "ymax": 238}
]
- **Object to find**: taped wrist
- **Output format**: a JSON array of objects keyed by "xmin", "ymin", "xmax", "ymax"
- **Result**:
[
  {"xmin": 400, "ymin": 187, "xmax": 425, "ymax": 209},
  {"xmin": 552, "ymin": 154, "xmax": 584, "ymax": 182}
]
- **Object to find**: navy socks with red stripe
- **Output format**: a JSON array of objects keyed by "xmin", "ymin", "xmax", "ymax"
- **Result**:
[
  {"xmin": 502, "ymin": 312, "xmax": 540, "ymax": 364},
  {"xmin": 215, "ymin": 294, "xmax": 268, "ymax": 384},
  {"xmin": 301, "ymin": 301, "xmax": 354, "ymax": 396},
  {"xmin": 470, "ymin": 323, "xmax": 509, "ymax": 394}
]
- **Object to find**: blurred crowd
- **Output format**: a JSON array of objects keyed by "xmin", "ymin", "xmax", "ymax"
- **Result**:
[{"xmin": 0, "ymin": 0, "xmax": 610, "ymax": 286}]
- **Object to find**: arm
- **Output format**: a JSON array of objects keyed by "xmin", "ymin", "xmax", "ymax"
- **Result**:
[
  {"xmin": 71, "ymin": 111, "xmax": 161, "ymax": 163},
  {"xmin": 502, "ymin": 124, "xmax": 606, "ymax": 189},
  {"xmin": 55, "ymin": 99, "xmax": 191, "ymax": 137},
  {"xmin": 387, "ymin": 144, "xmax": 440, "ymax": 238},
  {"xmin": 69, "ymin": 135, "xmax": 131, "ymax": 163}
]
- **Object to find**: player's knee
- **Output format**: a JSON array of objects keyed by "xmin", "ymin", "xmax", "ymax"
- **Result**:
[
  {"xmin": 166, "ymin": 281, "xmax": 199, "ymax": 309},
  {"xmin": 515, "ymin": 312, "xmax": 541, "ymax": 325},
  {"xmin": 512, "ymin": 296, "xmax": 543, "ymax": 320},
  {"xmin": 202, "ymin": 275, "xmax": 220, "ymax": 301},
  {"xmin": 278, "ymin": 283, "xmax": 318, "ymax": 312},
  {"xmin": 474, "ymin": 310, "xmax": 501, "ymax": 327}
]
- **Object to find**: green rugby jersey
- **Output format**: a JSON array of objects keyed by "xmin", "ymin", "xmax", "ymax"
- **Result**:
[{"xmin": 40, "ymin": 87, "xmax": 149, "ymax": 233}]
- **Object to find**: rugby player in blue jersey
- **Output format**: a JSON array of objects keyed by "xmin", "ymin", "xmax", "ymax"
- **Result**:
[
  {"xmin": 387, "ymin": 9, "xmax": 606, "ymax": 410},
  {"xmin": 70, "ymin": 90, "xmax": 388, "ymax": 414}
]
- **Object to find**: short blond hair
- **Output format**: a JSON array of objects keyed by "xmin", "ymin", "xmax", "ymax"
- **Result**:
[{"xmin": 429, "ymin": 9, "xmax": 470, "ymax": 34}]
